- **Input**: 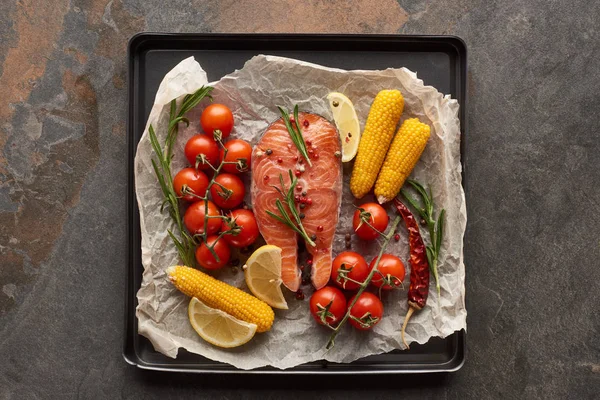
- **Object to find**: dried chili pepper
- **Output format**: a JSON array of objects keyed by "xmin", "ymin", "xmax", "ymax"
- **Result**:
[{"xmin": 394, "ymin": 199, "xmax": 430, "ymax": 349}]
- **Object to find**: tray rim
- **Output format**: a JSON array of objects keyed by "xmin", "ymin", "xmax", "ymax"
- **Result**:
[{"xmin": 125, "ymin": 32, "xmax": 467, "ymax": 374}]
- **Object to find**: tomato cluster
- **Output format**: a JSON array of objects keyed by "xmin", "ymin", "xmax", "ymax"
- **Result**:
[
  {"xmin": 173, "ymin": 104, "xmax": 259, "ymax": 270},
  {"xmin": 309, "ymin": 202, "xmax": 406, "ymax": 331}
]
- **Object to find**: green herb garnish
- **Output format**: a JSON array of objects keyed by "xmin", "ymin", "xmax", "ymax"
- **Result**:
[
  {"xmin": 277, "ymin": 105, "xmax": 312, "ymax": 167},
  {"xmin": 149, "ymin": 86, "xmax": 213, "ymax": 267},
  {"xmin": 401, "ymin": 179, "xmax": 445, "ymax": 296},
  {"xmin": 266, "ymin": 170, "xmax": 316, "ymax": 247}
]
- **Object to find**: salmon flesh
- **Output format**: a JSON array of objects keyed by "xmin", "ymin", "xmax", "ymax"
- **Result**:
[{"xmin": 251, "ymin": 112, "xmax": 342, "ymax": 291}]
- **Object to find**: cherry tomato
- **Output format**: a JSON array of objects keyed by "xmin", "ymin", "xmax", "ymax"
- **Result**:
[
  {"xmin": 210, "ymin": 173, "xmax": 245, "ymax": 209},
  {"xmin": 348, "ymin": 292, "xmax": 384, "ymax": 331},
  {"xmin": 331, "ymin": 251, "xmax": 369, "ymax": 291},
  {"xmin": 369, "ymin": 254, "xmax": 406, "ymax": 290},
  {"xmin": 221, "ymin": 209, "xmax": 259, "ymax": 248},
  {"xmin": 184, "ymin": 134, "xmax": 220, "ymax": 170},
  {"xmin": 352, "ymin": 203, "xmax": 389, "ymax": 241},
  {"xmin": 309, "ymin": 286, "xmax": 347, "ymax": 326},
  {"xmin": 183, "ymin": 200, "xmax": 221, "ymax": 235},
  {"xmin": 220, "ymin": 139, "xmax": 252, "ymax": 174},
  {"xmin": 195, "ymin": 235, "xmax": 230, "ymax": 270},
  {"xmin": 173, "ymin": 168, "xmax": 209, "ymax": 202},
  {"xmin": 201, "ymin": 104, "xmax": 234, "ymax": 140}
]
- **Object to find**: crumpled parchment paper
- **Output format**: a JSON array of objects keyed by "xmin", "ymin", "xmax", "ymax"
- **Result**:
[{"xmin": 134, "ymin": 55, "xmax": 467, "ymax": 370}]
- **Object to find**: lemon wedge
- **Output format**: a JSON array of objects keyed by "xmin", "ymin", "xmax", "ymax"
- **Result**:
[
  {"xmin": 327, "ymin": 92, "xmax": 361, "ymax": 162},
  {"xmin": 243, "ymin": 245, "xmax": 288, "ymax": 310},
  {"xmin": 188, "ymin": 297, "xmax": 257, "ymax": 348}
]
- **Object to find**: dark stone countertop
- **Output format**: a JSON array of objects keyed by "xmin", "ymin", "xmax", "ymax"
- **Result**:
[{"xmin": 0, "ymin": 1, "xmax": 598, "ymax": 399}]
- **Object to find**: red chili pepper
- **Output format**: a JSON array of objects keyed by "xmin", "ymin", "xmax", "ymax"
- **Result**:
[{"xmin": 394, "ymin": 199, "xmax": 429, "ymax": 349}]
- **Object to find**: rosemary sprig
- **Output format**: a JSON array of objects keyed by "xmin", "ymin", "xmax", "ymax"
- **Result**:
[
  {"xmin": 149, "ymin": 86, "xmax": 213, "ymax": 267},
  {"xmin": 401, "ymin": 179, "xmax": 445, "ymax": 296},
  {"xmin": 266, "ymin": 170, "xmax": 316, "ymax": 247},
  {"xmin": 278, "ymin": 105, "xmax": 312, "ymax": 167}
]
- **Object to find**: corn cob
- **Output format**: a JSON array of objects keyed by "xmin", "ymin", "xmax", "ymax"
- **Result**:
[
  {"xmin": 167, "ymin": 265, "xmax": 274, "ymax": 332},
  {"xmin": 374, "ymin": 118, "xmax": 431, "ymax": 204},
  {"xmin": 350, "ymin": 90, "xmax": 404, "ymax": 198}
]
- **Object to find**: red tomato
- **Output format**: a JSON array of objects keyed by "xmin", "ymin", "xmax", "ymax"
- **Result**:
[
  {"xmin": 195, "ymin": 235, "xmax": 230, "ymax": 270},
  {"xmin": 348, "ymin": 292, "xmax": 384, "ymax": 331},
  {"xmin": 172, "ymin": 168, "xmax": 209, "ymax": 202},
  {"xmin": 309, "ymin": 286, "xmax": 347, "ymax": 326},
  {"xmin": 201, "ymin": 104, "xmax": 234, "ymax": 140},
  {"xmin": 210, "ymin": 174, "xmax": 245, "ymax": 209},
  {"xmin": 220, "ymin": 139, "xmax": 252, "ymax": 174},
  {"xmin": 183, "ymin": 200, "xmax": 221, "ymax": 235},
  {"xmin": 184, "ymin": 134, "xmax": 220, "ymax": 170},
  {"xmin": 331, "ymin": 251, "xmax": 369, "ymax": 291},
  {"xmin": 221, "ymin": 209, "xmax": 259, "ymax": 248},
  {"xmin": 352, "ymin": 203, "xmax": 389, "ymax": 240},
  {"xmin": 369, "ymin": 254, "xmax": 406, "ymax": 290}
]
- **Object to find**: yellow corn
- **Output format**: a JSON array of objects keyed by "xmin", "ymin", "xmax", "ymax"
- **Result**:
[
  {"xmin": 374, "ymin": 118, "xmax": 431, "ymax": 204},
  {"xmin": 350, "ymin": 90, "xmax": 404, "ymax": 198},
  {"xmin": 167, "ymin": 265, "xmax": 274, "ymax": 332}
]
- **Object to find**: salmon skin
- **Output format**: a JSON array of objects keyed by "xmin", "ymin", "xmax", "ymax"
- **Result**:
[{"xmin": 251, "ymin": 112, "xmax": 342, "ymax": 292}]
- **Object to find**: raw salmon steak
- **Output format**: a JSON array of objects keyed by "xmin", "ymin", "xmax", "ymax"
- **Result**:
[{"xmin": 251, "ymin": 112, "xmax": 342, "ymax": 292}]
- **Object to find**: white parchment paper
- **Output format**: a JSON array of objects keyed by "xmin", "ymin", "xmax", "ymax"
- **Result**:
[{"xmin": 134, "ymin": 55, "xmax": 467, "ymax": 370}]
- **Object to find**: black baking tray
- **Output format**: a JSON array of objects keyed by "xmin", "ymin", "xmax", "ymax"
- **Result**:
[{"xmin": 125, "ymin": 33, "xmax": 467, "ymax": 374}]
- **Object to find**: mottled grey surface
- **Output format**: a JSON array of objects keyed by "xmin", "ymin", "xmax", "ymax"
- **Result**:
[{"xmin": 1, "ymin": 0, "xmax": 599, "ymax": 399}]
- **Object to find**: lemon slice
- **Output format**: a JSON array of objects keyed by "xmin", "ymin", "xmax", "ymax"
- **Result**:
[
  {"xmin": 327, "ymin": 92, "xmax": 361, "ymax": 162},
  {"xmin": 188, "ymin": 297, "xmax": 257, "ymax": 348},
  {"xmin": 243, "ymin": 245, "xmax": 288, "ymax": 310}
]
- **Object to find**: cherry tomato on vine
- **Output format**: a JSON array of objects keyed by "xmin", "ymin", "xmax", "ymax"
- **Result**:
[
  {"xmin": 221, "ymin": 209, "xmax": 259, "ymax": 248},
  {"xmin": 184, "ymin": 134, "xmax": 220, "ymax": 170},
  {"xmin": 330, "ymin": 251, "xmax": 369, "ymax": 291},
  {"xmin": 309, "ymin": 286, "xmax": 347, "ymax": 326},
  {"xmin": 210, "ymin": 173, "xmax": 245, "ymax": 209},
  {"xmin": 369, "ymin": 254, "xmax": 406, "ymax": 290},
  {"xmin": 201, "ymin": 104, "xmax": 234, "ymax": 140},
  {"xmin": 173, "ymin": 168, "xmax": 209, "ymax": 202},
  {"xmin": 352, "ymin": 202, "xmax": 389, "ymax": 241},
  {"xmin": 348, "ymin": 292, "xmax": 384, "ymax": 331},
  {"xmin": 195, "ymin": 235, "xmax": 230, "ymax": 270},
  {"xmin": 220, "ymin": 139, "xmax": 252, "ymax": 174},
  {"xmin": 183, "ymin": 200, "xmax": 221, "ymax": 235}
]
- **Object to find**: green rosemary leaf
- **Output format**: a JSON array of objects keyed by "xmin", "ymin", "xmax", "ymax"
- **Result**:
[
  {"xmin": 278, "ymin": 105, "xmax": 312, "ymax": 166},
  {"xmin": 401, "ymin": 189, "xmax": 427, "ymax": 221},
  {"xmin": 425, "ymin": 245, "xmax": 434, "ymax": 273},
  {"xmin": 169, "ymin": 100, "xmax": 176, "ymax": 122},
  {"xmin": 436, "ymin": 209, "xmax": 445, "ymax": 255}
]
